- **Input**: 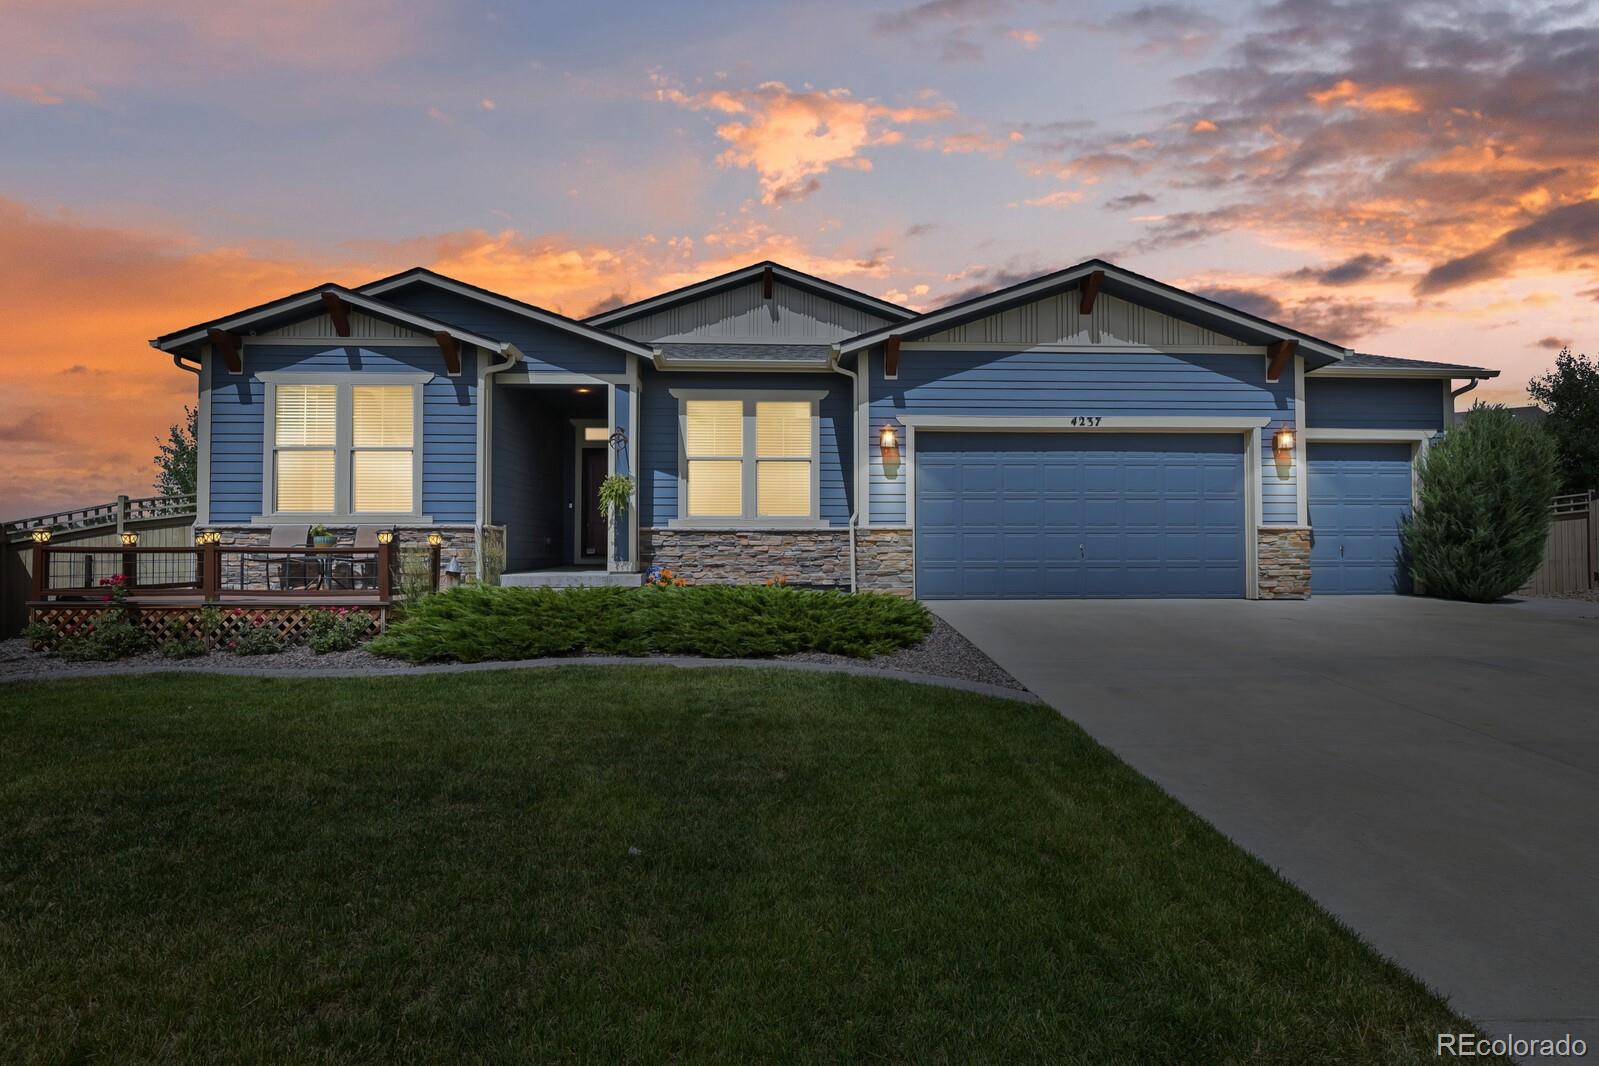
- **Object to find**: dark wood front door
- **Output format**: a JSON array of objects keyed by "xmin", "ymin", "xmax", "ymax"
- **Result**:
[{"xmin": 580, "ymin": 448, "xmax": 607, "ymax": 560}]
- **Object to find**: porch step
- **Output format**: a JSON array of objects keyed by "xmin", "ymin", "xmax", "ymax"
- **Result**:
[{"xmin": 500, "ymin": 569, "xmax": 644, "ymax": 588}]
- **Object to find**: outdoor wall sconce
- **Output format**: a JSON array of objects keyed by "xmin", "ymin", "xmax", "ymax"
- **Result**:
[
  {"xmin": 120, "ymin": 530, "xmax": 140, "ymax": 547},
  {"xmin": 376, "ymin": 529, "xmax": 395, "ymax": 545},
  {"xmin": 1273, "ymin": 424, "xmax": 1296, "ymax": 455},
  {"xmin": 879, "ymin": 422, "xmax": 899, "ymax": 453},
  {"xmin": 30, "ymin": 528, "xmax": 52, "ymax": 544},
  {"xmin": 427, "ymin": 532, "xmax": 444, "ymax": 547}
]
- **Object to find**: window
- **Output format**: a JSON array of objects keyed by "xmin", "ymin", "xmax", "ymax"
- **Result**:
[
  {"xmin": 677, "ymin": 392, "xmax": 823, "ymax": 522},
  {"xmin": 267, "ymin": 378, "xmax": 422, "ymax": 517}
]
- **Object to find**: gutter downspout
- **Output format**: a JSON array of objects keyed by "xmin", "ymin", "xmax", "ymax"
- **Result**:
[
  {"xmin": 829, "ymin": 348, "xmax": 859, "ymax": 593},
  {"xmin": 475, "ymin": 343, "xmax": 523, "ymax": 582},
  {"xmin": 1451, "ymin": 378, "xmax": 1480, "ymax": 399}
]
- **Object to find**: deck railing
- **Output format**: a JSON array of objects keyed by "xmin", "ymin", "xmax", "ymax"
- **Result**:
[{"xmin": 30, "ymin": 543, "xmax": 396, "ymax": 604}]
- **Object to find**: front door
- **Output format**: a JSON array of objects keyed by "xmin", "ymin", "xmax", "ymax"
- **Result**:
[{"xmin": 580, "ymin": 448, "xmax": 607, "ymax": 561}]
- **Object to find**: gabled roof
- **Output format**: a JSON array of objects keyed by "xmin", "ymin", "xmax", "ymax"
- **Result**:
[
  {"xmin": 584, "ymin": 260, "xmax": 915, "ymax": 328},
  {"xmin": 837, "ymin": 258, "xmax": 1351, "ymax": 364},
  {"xmin": 150, "ymin": 283, "xmax": 509, "ymax": 354},
  {"xmin": 357, "ymin": 266, "xmax": 658, "ymax": 359},
  {"xmin": 1309, "ymin": 352, "xmax": 1498, "ymax": 379},
  {"xmin": 655, "ymin": 342, "xmax": 835, "ymax": 369}
]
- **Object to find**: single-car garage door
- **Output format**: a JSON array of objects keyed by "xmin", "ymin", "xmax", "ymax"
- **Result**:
[
  {"xmin": 915, "ymin": 432, "xmax": 1246, "ymax": 599},
  {"xmin": 1308, "ymin": 442, "xmax": 1414, "ymax": 594}
]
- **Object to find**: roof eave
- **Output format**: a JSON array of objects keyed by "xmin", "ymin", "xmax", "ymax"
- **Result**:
[{"xmin": 1311, "ymin": 366, "xmax": 1500, "ymax": 379}]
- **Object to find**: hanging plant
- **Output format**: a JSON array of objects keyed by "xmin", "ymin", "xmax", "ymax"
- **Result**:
[{"xmin": 598, "ymin": 474, "xmax": 633, "ymax": 520}]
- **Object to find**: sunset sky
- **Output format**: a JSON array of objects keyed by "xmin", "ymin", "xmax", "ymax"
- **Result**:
[{"xmin": 4, "ymin": 0, "xmax": 1597, "ymax": 518}]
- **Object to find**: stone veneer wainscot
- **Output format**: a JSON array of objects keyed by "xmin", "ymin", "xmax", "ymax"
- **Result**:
[
  {"xmin": 1256, "ymin": 527, "xmax": 1311, "ymax": 599},
  {"xmin": 639, "ymin": 528, "xmax": 914, "ymax": 596}
]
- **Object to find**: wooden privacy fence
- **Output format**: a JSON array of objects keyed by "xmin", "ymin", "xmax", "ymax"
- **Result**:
[
  {"xmin": 2, "ymin": 494, "xmax": 196, "ymax": 637},
  {"xmin": 1520, "ymin": 491, "xmax": 1597, "ymax": 597}
]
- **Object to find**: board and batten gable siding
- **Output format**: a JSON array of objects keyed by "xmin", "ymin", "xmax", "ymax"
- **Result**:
[
  {"xmin": 258, "ymin": 309, "xmax": 424, "ymax": 341},
  {"xmin": 868, "ymin": 348, "xmax": 1297, "ymax": 526},
  {"xmin": 207, "ymin": 343, "xmax": 478, "ymax": 523},
  {"xmin": 1304, "ymin": 378, "xmax": 1448, "ymax": 431},
  {"xmin": 918, "ymin": 290, "xmax": 1254, "ymax": 348},
  {"xmin": 612, "ymin": 279, "xmax": 896, "ymax": 344},
  {"xmin": 375, "ymin": 283, "xmax": 628, "ymax": 377},
  {"xmin": 637, "ymin": 367, "xmax": 853, "ymax": 527}
]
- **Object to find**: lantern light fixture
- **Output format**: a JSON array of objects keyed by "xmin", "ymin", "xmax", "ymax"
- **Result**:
[
  {"xmin": 427, "ymin": 532, "xmax": 444, "ymax": 547},
  {"xmin": 120, "ymin": 530, "xmax": 140, "ymax": 547},
  {"xmin": 207, "ymin": 530, "xmax": 223, "ymax": 544},
  {"xmin": 1273, "ymin": 424, "xmax": 1297, "ymax": 454},
  {"xmin": 31, "ymin": 527, "xmax": 52, "ymax": 544},
  {"xmin": 879, "ymin": 422, "xmax": 899, "ymax": 452},
  {"xmin": 376, "ymin": 529, "xmax": 395, "ymax": 545}
]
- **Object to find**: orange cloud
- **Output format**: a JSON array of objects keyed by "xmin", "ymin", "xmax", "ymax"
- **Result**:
[
  {"xmin": 1308, "ymin": 79, "xmax": 1424, "ymax": 113},
  {"xmin": 658, "ymin": 80, "xmax": 953, "ymax": 203},
  {"xmin": 0, "ymin": 199, "xmax": 904, "ymax": 518}
]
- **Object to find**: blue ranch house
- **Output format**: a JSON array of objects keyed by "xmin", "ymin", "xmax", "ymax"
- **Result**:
[{"xmin": 150, "ymin": 260, "xmax": 1496, "ymax": 599}]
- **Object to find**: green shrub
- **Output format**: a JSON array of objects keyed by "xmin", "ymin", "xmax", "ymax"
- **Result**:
[
  {"xmin": 227, "ymin": 617, "xmax": 284, "ymax": 656},
  {"xmin": 22, "ymin": 621, "xmax": 58, "ymax": 651},
  {"xmin": 55, "ymin": 611, "xmax": 149, "ymax": 662},
  {"xmin": 161, "ymin": 637, "xmax": 208, "ymax": 659},
  {"xmin": 304, "ymin": 608, "xmax": 374, "ymax": 653},
  {"xmin": 370, "ymin": 584, "xmax": 932, "ymax": 664},
  {"xmin": 1402, "ymin": 404, "xmax": 1561, "ymax": 602}
]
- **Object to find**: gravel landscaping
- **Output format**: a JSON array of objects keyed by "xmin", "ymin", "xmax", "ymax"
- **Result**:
[{"xmin": 0, "ymin": 616, "xmax": 1026, "ymax": 691}]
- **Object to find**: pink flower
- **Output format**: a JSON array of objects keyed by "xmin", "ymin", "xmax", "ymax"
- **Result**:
[
  {"xmin": 63, "ymin": 624, "xmax": 76, "ymax": 635},
  {"xmin": 231, "ymin": 607, "xmax": 245, "ymax": 616}
]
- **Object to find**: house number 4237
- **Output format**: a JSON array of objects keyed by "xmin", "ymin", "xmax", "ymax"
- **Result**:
[{"xmin": 1069, "ymin": 416, "xmax": 1103, "ymax": 427}]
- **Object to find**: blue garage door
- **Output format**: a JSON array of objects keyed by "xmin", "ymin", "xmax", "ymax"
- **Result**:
[
  {"xmin": 915, "ymin": 433, "xmax": 1246, "ymax": 599},
  {"xmin": 1308, "ymin": 442, "xmax": 1414, "ymax": 594}
]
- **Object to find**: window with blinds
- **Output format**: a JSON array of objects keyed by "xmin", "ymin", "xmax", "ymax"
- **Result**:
[
  {"xmin": 274, "ymin": 385, "xmax": 336, "ymax": 512},
  {"xmin": 682, "ymin": 396, "xmax": 816, "ymax": 521},
  {"xmin": 270, "ymin": 382, "xmax": 418, "ymax": 515},
  {"xmin": 685, "ymin": 400, "xmax": 743, "ymax": 516},
  {"xmin": 755, "ymin": 401, "xmax": 811, "ymax": 517},
  {"xmin": 352, "ymin": 386, "xmax": 414, "ymax": 512}
]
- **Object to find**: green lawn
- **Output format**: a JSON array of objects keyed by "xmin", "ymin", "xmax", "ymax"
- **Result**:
[{"xmin": 0, "ymin": 669, "xmax": 1495, "ymax": 1064}]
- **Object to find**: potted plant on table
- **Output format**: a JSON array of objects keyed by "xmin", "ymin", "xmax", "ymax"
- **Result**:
[{"xmin": 310, "ymin": 524, "xmax": 337, "ymax": 548}]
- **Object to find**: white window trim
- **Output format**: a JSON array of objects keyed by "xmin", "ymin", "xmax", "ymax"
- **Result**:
[
  {"xmin": 255, "ymin": 372, "xmax": 430, "ymax": 523},
  {"xmin": 669, "ymin": 388, "xmax": 827, "ymax": 528}
]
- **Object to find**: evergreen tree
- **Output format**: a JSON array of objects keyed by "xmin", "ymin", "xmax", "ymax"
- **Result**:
[{"xmin": 1402, "ymin": 403, "xmax": 1559, "ymax": 602}]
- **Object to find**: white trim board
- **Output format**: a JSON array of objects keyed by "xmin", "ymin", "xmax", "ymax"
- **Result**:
[
  {"xmin": 1302, "ymin": 428, "xmax": 1436, "ymax": 442},
  {"xmin": 895, "ymin": 415, "xmax": 1272, "ymax": 432},
  {"xmin": 899, "ymin": 342, "xmax": 1268, "ymax": 355}
]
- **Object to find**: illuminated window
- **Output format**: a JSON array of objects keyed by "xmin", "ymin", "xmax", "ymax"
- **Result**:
[
  {"xmin": 679, "ymin": 394, "xmax": 819, "ymax": 521},
  {"xmin": 269, "ymin": 381, "xmax": 419, "ymax": 516}
]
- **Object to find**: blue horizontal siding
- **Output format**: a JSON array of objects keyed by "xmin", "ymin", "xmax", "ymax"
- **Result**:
[
  {"xmin": 870, "ymin": 348, "xmax": 1297, "ymax": 526},
  {"xmin": 376, "ymin": 283, "xmax": 627, "ymax": 377},
  {"xmin": 1304, "ymin": 378, "xmax": 1446, "ymax": 430},
  {"xmin": 639, "ymin": 367, "xmax": 852, "ymax": 527},
  {"xmin": 207, "ymin": 343, "xmax": 477, "ymax": 523}
]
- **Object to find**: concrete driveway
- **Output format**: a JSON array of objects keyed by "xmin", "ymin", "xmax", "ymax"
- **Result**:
[{"xmin": 934, "ymin": 596, "xmax": 1599, "ymax": 1048}]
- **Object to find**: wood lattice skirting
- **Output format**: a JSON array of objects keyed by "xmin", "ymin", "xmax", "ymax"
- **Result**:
[{"xmin": 27, "ymin": 603, "xmax": 387, "ymax": 645}]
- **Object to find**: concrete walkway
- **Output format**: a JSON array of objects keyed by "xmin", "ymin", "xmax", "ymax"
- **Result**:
[{"xmin": 933, "ymin": 596, "xmax": 1599, "ymax": 1051}]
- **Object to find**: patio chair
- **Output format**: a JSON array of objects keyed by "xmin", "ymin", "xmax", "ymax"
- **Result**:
[
  {"xmin": 331, "ymin": 526, "xmax": 386, "ymax": 590},
  {"xmin": 243, "ymin": 525, "xmax": 315, "ymax": 591}
]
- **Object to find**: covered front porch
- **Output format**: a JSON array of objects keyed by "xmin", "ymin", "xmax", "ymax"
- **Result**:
[{"xmin": 490, "ymin": 377, "xmax": 638, "ymax": 585}]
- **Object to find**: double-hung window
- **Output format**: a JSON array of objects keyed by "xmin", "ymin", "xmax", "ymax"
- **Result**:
[
  {"xmin": 675, "ymin": 390, "xmax": 824, "ymax": 523},
  {"xmin": 264, "ymin": 375, "xmax": 425, "ymax": 518}
]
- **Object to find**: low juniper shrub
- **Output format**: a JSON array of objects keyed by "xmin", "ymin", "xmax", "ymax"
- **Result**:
[{"xmin": 227, "ymin": 612, "xmax": 284, "ymax": 656}]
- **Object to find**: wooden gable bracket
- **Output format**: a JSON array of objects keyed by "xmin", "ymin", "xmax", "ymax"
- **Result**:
[
  {"xmin": 1266, "ymin": 339, "xmax": 1298, "ymax": 383},
  {"xmin": 433, "ymin": 331, "xmax": 462, "ymax": 376},
  {"xmin": 207, "ymin": 328, "xmax": 243, "ymax": 374},
  {"xmin": 320, "ymin": 291, "xmax": 352, "ymax": 337},
  {"xmin": 761, "ymin": 264, "xmax": 775, "ymax": 299},
  {"xmin": 1078, "ymin": 270, "xmax": 1105, "ymax": 316},
  {"xmin": 884, "ymin": 335, "xmax": 902, "ymax": 378}
]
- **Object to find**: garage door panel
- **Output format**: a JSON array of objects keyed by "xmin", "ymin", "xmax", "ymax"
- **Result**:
[
  {"xmin": 1309, "ymin": 442, "xmax": 1413, "ymax": 595},
  {"xmin": 915, "ymin": 432, "xmax": 1245, "ymax": 599}
]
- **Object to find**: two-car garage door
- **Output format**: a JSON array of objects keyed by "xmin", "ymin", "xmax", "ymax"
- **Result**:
[{"xmin": 915, "ymin": 432, "xmax": 1246, "ymax": 599}]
